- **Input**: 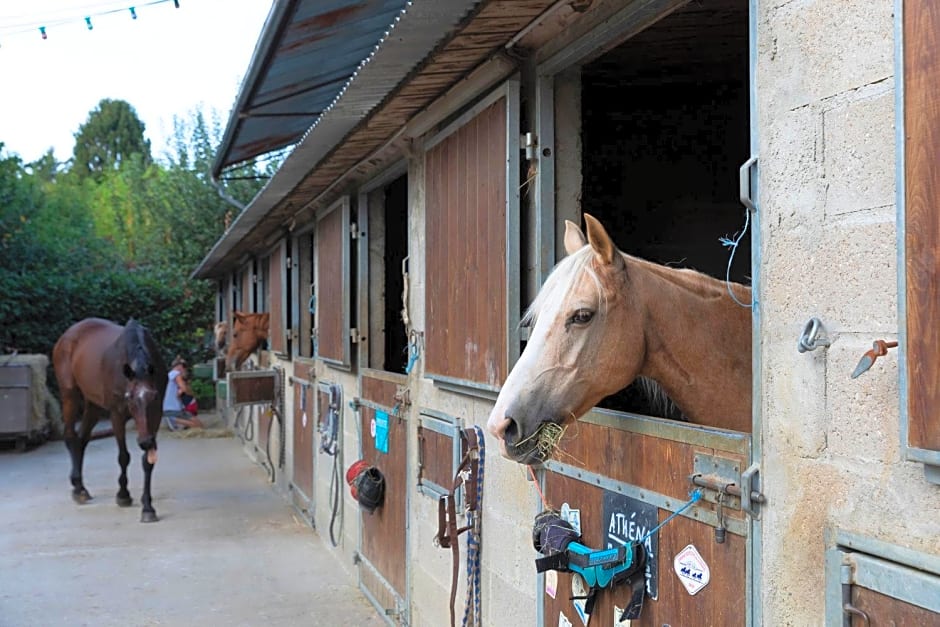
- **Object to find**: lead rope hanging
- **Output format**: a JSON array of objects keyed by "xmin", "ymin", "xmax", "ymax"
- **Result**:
[{"xmin": 461, "ymin": 425, "xmax": 485, "ymax": 627}]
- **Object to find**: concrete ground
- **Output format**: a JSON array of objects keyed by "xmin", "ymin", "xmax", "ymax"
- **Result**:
[{"xmin": 0, "ymin": 413, "xmax": 383, "ymax": 627}]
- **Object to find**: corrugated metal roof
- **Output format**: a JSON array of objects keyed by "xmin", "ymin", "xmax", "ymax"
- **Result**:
[
  {"xmin": 211, "ymin": 0, "xmax": 410, "ymax": 177},
  {"xmin": 194, "ymin": 0, "xmax": 489, "ymax": 279}
]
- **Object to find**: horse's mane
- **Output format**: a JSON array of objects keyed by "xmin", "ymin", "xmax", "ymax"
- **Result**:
[
  {"xmin": 631, "ymin": 255, "xmax": 751, "ymax": 301},
  {"xmin": 524, "ymin": 247, "xmax": 750, "ymax": 329}
]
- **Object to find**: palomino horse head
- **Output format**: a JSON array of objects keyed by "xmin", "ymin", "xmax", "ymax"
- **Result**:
[
  {"xmin": 226, "ymin": 311, "xmax": 269, "ymax": 370},
  {"xmin": 213, "ymin": 321, "xmax": 228, "ymax": 356},
  {"xmin": 487, "ymin": 214, "xmax": 752, "ymax": 465},
  {"xmin": 486, "ymin": 215, "xmax": 643, "ymax": 464}
]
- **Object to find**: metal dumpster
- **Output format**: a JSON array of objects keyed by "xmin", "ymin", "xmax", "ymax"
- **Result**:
[{"xmin": 0, "ymin": 365, "xmax": 36, "ymax": 450}]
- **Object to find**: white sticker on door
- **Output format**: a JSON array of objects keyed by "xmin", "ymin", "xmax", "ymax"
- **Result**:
[{"xmin": 673, "ymin": 544, "xmax": 711, "ymax": 595}]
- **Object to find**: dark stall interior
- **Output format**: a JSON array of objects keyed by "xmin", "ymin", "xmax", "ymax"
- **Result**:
[
  {"xmin": 382, "ymin": 175, "xmax": 409, "ymax": 374},
  {"xmin": 579, "ymin": 0, "xmax": 751, "ymax": 420}
]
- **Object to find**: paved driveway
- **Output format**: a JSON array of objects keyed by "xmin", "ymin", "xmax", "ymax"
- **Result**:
[{"xmin": 0, "ymin": 427, "xmax": 381, "ymax": 627}]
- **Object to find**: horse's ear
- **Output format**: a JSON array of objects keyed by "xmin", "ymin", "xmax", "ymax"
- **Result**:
[
  {"xmin": 233, "ymin": 310, "xmax": 244, "ymax": 322},
  {"xmin": 123, "ymin": 363, "xmax": 135, "ymax": 380},
  {"xmin": 564, "ymin": 219, "xmax": 587, "ymax": 255},
  {"xmin": 584, "ymin": 214, "xmax": 617, "ymax": 265}
]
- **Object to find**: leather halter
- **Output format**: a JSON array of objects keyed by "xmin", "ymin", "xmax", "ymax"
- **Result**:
[{"xmin": 435, "ymin": 427, "xmax": 481, "ymax": 627}]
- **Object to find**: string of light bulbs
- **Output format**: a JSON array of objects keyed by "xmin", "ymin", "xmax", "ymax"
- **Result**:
[{"xmin": 0, "ymin": 0, "xmax": 181, "ymax": 42}]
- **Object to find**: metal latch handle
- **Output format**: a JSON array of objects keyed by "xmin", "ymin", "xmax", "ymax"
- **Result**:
[{"xmin": 741, "ymin": 463, "xmax": 765, "ymax": 518}]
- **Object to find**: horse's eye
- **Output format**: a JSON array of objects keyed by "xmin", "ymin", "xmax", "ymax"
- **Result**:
[{"xmin": 566, "ymin": 309, "xmax": 595, "ymax": 327}]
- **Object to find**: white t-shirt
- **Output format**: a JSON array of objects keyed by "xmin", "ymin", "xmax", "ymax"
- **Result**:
[{"xmin": 162, "ymin": 368, "xmax": 184, "ymax": 412}]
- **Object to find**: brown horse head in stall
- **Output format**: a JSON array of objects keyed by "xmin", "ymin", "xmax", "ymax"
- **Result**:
[
  {"xmin": 226, "ymin": 311, "xmax": 270, "ymax": 370},
  {"xmin": 487, "ymin": 214, "xmax": 752, "ymax": 465},
  {"xmin": 52, "ymin": 318, "xmax": 167, "ymax": 522}
]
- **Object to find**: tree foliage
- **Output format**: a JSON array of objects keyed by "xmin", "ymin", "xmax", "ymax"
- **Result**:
[
  {"xmin": 0, "ymin": 101, "xmax": 269, "ymax": 367},
  {"xmin": 71, "ymin": 98, "xmax": 152, "ymax": 182}
]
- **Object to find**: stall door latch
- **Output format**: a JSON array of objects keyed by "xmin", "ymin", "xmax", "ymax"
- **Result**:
[{"xmin": 689, "ymin": 454, "xmax": 766, "ymax": 524}]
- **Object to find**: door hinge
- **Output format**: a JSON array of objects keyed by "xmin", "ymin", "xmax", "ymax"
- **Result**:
[
  {"xmin": 350, "ymin": 222, "xmax": 359, "ymax": 239},
  {"xmin": 349, "ymin": 328, "xmax": 363, "ymax": 344}
]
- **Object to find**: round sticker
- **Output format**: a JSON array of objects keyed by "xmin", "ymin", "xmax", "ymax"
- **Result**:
[{"xmin": 302, "ymin": 411, "xmax": 308, "ymax": 428}]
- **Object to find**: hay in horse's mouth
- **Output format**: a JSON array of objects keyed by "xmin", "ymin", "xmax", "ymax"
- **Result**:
[{"xmin": 516, "ymin": 422, "xmax": 567, "ymax": 462}]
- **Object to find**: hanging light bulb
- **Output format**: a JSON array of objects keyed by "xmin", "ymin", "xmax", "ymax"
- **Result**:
[
  {"xmin": 129, "ymin": 7, "xmax": 137, "ymax": 19},
  {"xmin": 39, "ymin": 26, "xmax": 47, "ymax": 40},
  {"xmin": 85, "ymin": 17, "xmax": 93, "ymax": 30}
]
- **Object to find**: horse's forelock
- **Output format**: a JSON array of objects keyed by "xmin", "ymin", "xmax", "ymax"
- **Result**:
[
  {"xmin": 124, "ymin": 322, "xmax": 155, "ymax": 380},
  {"xmin": 522, "ymin": 246, "xmax": 604, "ymax": 328}
]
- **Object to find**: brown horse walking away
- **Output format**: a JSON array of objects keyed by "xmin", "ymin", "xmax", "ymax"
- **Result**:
[
  {"xmin": 52, "ymin": 318, "xmax": 167, "ymax": 522},
  {"xmin": 225, "ymin": 311, "xmax": 269, "ymax": 371},
  {"xmin": 487, "ymin": 214, "xmax": 752, "ymax": 465}
]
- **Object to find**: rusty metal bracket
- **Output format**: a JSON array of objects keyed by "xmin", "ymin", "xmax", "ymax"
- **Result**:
[{"xmin": 850, "ymin": 339, "xmax": 898, "ymax": 379}]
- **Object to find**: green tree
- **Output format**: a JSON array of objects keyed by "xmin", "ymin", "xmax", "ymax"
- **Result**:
[
  {"xmin": 0, "ymin": 103, "xmax": 275, "ymax": 365},
  {"xmin": 71, "ymin": 99, "xmax": 151, "ymax": 182}
]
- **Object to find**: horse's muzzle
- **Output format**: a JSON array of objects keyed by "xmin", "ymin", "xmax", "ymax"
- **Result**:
[
  {"xmin": 505, "ymin": 442, "xmax": 545, "ymax": 465},
  {"xmin": 501, "ymin": 418, "xmax": 547, "ymax": 465}
]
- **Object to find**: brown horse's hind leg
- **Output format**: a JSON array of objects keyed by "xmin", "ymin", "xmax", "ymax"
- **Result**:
[
  {"xmin": 64, "ymin": 399, "xmax": 97, "ymax": 504},
  {"xmin": 114, "ymin": 416, "xmax": 133, "ymax": 507}
]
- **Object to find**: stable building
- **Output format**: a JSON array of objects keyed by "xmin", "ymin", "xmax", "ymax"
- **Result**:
[{"xmin": 193, "ymin": 1, "xmax": 940, "ymax": 624}]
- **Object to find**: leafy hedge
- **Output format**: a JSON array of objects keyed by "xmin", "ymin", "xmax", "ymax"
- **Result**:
[{"xmin": 0, "ymin": 265, "xmax": 215, "ymax": 368}]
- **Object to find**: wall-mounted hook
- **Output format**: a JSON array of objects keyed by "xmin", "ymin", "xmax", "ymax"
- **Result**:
[
  {"xmin": 850, "ymin": 339, "xmax": 898, "ymax": 379},
  {"xmin": 797, "ymin": 317, "xmax": 831, "ymax": 353}
]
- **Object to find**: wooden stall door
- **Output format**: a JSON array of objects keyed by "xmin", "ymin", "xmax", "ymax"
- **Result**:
[
  {"xmin": 903, "ymin": 0, "xmax": 940, "ymax": 479},
  {"xmin": 424, "ymin": 83, "xmax": 519, "ymax": 389},
  {"xmin": 357, "ymin": 371, "xmax": 409, "ymax": 618},
  {"xmin": 540, "ymin": 413, "xmax": 754, "ymax": 626},
  {"xmin": 291, "ymin": 361, "xmax": 315, "ymax": 507},
  {"xmin": 268, "ymin": 243, "xmax": 285, "ymax": 355},
  {"xmin": 316, "ymin": 198, "xmax": 352, "ymax": 368},
  {"xmin": 834, "ymin": 550, "xmax": 940, "ymax": 625},
  {"xmin": 849, "ymin": 587, "xmax": 940, "ymax": 625}
]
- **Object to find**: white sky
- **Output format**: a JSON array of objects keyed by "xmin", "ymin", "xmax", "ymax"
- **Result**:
[{"xmin": 0, "ymin": 0, "xmax": 273, "ymax": 163}]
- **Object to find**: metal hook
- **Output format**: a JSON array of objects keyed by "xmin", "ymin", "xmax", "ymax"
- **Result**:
[{"xmin": 797, "ymin": 317, "xmax": 831, "ymax": 353}]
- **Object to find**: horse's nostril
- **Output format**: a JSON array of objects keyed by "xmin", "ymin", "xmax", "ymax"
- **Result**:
[{"xmin": 503, "ymin": 417, "xmax": 520, "ymax": 446}]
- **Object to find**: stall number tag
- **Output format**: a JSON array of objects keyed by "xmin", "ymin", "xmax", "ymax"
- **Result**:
[{"xmin": 673, "ymin": 544, "xmax": 710, "ymax": 595}]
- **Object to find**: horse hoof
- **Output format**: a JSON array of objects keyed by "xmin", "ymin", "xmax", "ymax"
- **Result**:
[
  {"xmin": 140, "ymin": 510, "xmax": 159, "ymax": 523},
  {"xmin": 72, "ymin": 490, "xmax": 92, "ymax": 504},
  {"xmin": 116, "ymin": 495, "xmax": 133, "ymax": 507}
]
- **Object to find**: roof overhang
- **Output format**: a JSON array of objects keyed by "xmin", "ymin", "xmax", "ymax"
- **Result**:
[
  {"xmin": 211, "ymin": 0, "xmax": 412, "ymax": 178},
  {"xmin": 195, "ymin": 0, "xmax": 567, "ymax": 280}
]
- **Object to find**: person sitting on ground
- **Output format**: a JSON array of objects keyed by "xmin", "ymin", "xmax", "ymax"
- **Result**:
[{"xmin": 162, "ymin": 356, "xmax": 204, "ymax": 430}]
